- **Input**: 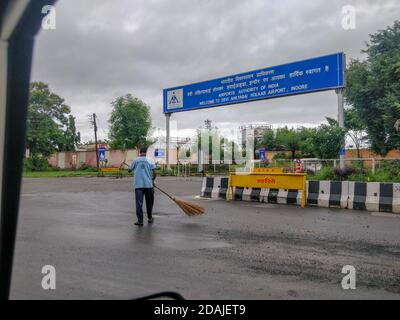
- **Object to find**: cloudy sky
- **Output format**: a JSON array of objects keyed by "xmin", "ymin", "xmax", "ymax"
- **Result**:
[{"xmin": 31, "ymin": 0, "xmax": 399, "ymax": 142}]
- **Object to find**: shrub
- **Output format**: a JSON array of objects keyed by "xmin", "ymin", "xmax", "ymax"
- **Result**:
[
  {"xmin": 79, "ymin": 163, "xmax": 96, "ymax": 172},
  {"xmin": 24, "ymin": 155, "xmax": 49, "ymax": 171},
  {"xmin": 350, "ymin": 160, "xmax": 364, "ymax": 170},
  {"xmin": 272, "ymin": 152, "xmax": 290, "ymax": 160},
  {"xmin": 308, "ymin": 160, "xmax": 400, "ymax": 183},
  {"xmin": 312, "ymin": 166, "xmax": 335, "ymax": 181},
  {"xmin": 348, "ymin": 173, "xmax": 370, "ymax": 182},
  {"xmin": 47, "ymin": 165, "xmax": 61, "ymax": 171},
  {"xmin": 379, "ymin": 160, "xmax": 400, "ymax": 178},
  {"xmin": 157, "ymin": 168, "xmax": 175, "ymax": 176},
  {"xmin": 370, "ymin": 170, "xmax": 397, "ymax": 183},
  {"xmin": 334, "ymin": 166, "xmax": 357, "ymax": 181}
]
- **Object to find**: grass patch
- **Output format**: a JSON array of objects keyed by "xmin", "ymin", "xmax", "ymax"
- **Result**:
[
  {"xmin": 23, "ymin": 170, "xmax": 128, "ymax": 178},
  {"xmin": 308, "ymin": 164, "xmax": 400, "ymax": 183}
]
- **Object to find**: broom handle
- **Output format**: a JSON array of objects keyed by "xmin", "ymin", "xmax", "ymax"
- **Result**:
[{"xmin": 154, "ymin": 185, "xmax": 175, "ymax": 201}]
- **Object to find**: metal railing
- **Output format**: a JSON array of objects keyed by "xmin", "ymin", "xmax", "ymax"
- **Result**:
[
  {"xmin": 163, "ymin": 157, "xmax": 400, "ymax": 177},
  {"xmin": 300, "ymin": 157, "xmax": 400, "ymax": 175}
]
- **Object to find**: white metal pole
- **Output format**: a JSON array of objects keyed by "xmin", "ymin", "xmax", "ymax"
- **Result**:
[
  {"xmin": 336, "ymin": 88, "xmax": 345, "ymax": 169},
  {"xmin": 165, "ymin": 113, "xmax": 171, "ymax": 169},
  {"xmin": 372, "ymin": 158, "xmax": 376, "ymax": 175}
]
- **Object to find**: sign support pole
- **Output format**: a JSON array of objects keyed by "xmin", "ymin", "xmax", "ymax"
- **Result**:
[
  {"xmin": 165, "ymin": 113, "xmax": 171, "ymax": 169},
  {"xmin": 336, "ymin": 88, "xmax": 345, "ymax": 169},
  {"xmin": 92, "ymin": 113, "xmax": 100, "ymax": 172}
]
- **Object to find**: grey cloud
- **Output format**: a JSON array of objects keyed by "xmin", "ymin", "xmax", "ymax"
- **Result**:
[{"xmin": 31, "ymin": 0, "xmax": 400, "ymax": 141}]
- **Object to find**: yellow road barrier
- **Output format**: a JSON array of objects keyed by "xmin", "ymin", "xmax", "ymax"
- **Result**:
[
  {"xmin": 228, "ymin": 172, "xmax": 307, "ymax": 207},
  {"xmin": 252, "ymin": 167, "xmax": 284, "ymax": 173},
  {"xmin": 100, "ymin": 167, "xmax": 120, "ymax": 173},
  {"xmin": 100, "ymin": 167, "xmax": 123, "ymax": 178}
]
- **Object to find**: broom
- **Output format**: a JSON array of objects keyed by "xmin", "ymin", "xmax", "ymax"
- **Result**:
[{"xmin": 154, "ymin": 185, "xmax": 205, "ymax": 216}]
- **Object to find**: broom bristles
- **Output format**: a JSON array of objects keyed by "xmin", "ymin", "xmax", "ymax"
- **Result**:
[
  {"xmin": 154, "ymin": 185, "xmax": 205, "ymax": 216},
  {"xmin": 174, "ymin": 198, "xmax": 205, "ymax": 216}
]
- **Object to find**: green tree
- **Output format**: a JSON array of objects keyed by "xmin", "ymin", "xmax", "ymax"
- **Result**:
[
  {"xmin": 275, "ymin": 127, "xmax": 301, "ymax": 159},
  {"xmin": 310, "ymin": 122, "xmax": 346, "ymax": 159},
  {"xmin": 344, "ymin": 108, "xmax": 368, "ymax": 158},
  {"xmin": 298, "ymin": 127, "xmax": 317, "ymax": 158},
  {"xmin": 326, "ymin": 108, "xmax": 368, "ymax": 159},
  {"xmin": 345, "ymin": 21, "xmax": 400, "ymax": 155},
  {"xmin": 59, "ymin": 115, "xmax": 81, "ymax": 151},
  {"xmin": 27, "ymin": 82, "xmax": 80, "ymax": 157},
  {"xmin": 109, "ymin": 94, "xmax": 153, "ymax": 149},
  {"xmin": 260, "ymin": 127, "xmax": 277, "ymax": 150}
]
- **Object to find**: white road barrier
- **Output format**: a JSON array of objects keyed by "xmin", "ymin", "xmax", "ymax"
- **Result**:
[{"xmin": 201, "ymin": 177, "xmax": 399, "ymax": 214}]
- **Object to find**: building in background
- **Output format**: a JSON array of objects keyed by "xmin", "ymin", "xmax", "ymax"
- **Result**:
[{"xmin": 239, "ymin": 124, "xmax": 271, "ymax": 147}]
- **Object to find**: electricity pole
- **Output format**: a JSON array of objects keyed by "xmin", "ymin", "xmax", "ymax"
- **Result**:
[{"xmin": 91, "ymin": 113, "xmax": 99, "ymax": 172}]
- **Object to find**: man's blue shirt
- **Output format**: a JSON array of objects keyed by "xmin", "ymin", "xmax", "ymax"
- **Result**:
[{"xmin": 130, "ymin": 156, "xmax": 156, "ymax": 189}]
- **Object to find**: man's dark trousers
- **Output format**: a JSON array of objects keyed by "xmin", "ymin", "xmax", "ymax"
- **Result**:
[{"xmin": 135, "ymin": 188, "xmax": 154, "ymax": 223}]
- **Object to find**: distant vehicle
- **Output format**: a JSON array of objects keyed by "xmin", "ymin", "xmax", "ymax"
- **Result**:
[{"xmin": 300, "ymin": 159, "xmax": 323, "ymax": 174}]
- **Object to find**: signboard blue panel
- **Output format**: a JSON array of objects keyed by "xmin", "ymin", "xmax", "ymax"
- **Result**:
[
  {"xmin": 163, "ymin": 53, "xmax": 345, "ymax": 113},
  {"xmin": 98, "ymin": 146, "xmax": 106, "ymax": 161},
  {"xmin": 259, "ymin": 148, "xmax": 266, "ymax": 161},
  {"xmin": 154, "ymin": 148, "xmax": 165, "ymax": 158}
]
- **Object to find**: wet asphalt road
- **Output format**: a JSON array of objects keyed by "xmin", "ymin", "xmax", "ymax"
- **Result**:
[{"xmin": 10, "ymin": 177, "xmax": 400, "ymax": 299}]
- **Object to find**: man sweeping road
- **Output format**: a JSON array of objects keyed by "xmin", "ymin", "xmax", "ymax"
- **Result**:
[{"xmin": 129, "ymin": 147, "xmax": 156, "ymax": 226}]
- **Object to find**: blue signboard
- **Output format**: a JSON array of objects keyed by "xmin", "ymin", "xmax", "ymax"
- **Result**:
[
  {"xmin": 163, "ymin": 53, "xmax": 345, "ymax": 113},
  {"xmin": 339, "ymin": 148, "xmax": 346, "ymax": 156},
  {"xmin": 98, "ymin": 146, "xmax": 106, "ymax": 161},
  {"xmin": 259, "ymin": 148, "xmax": 266, "ymax": 161},
  {"xmin": 154, "ymin": 148, "xmax": 165, "ymax": 158}
]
